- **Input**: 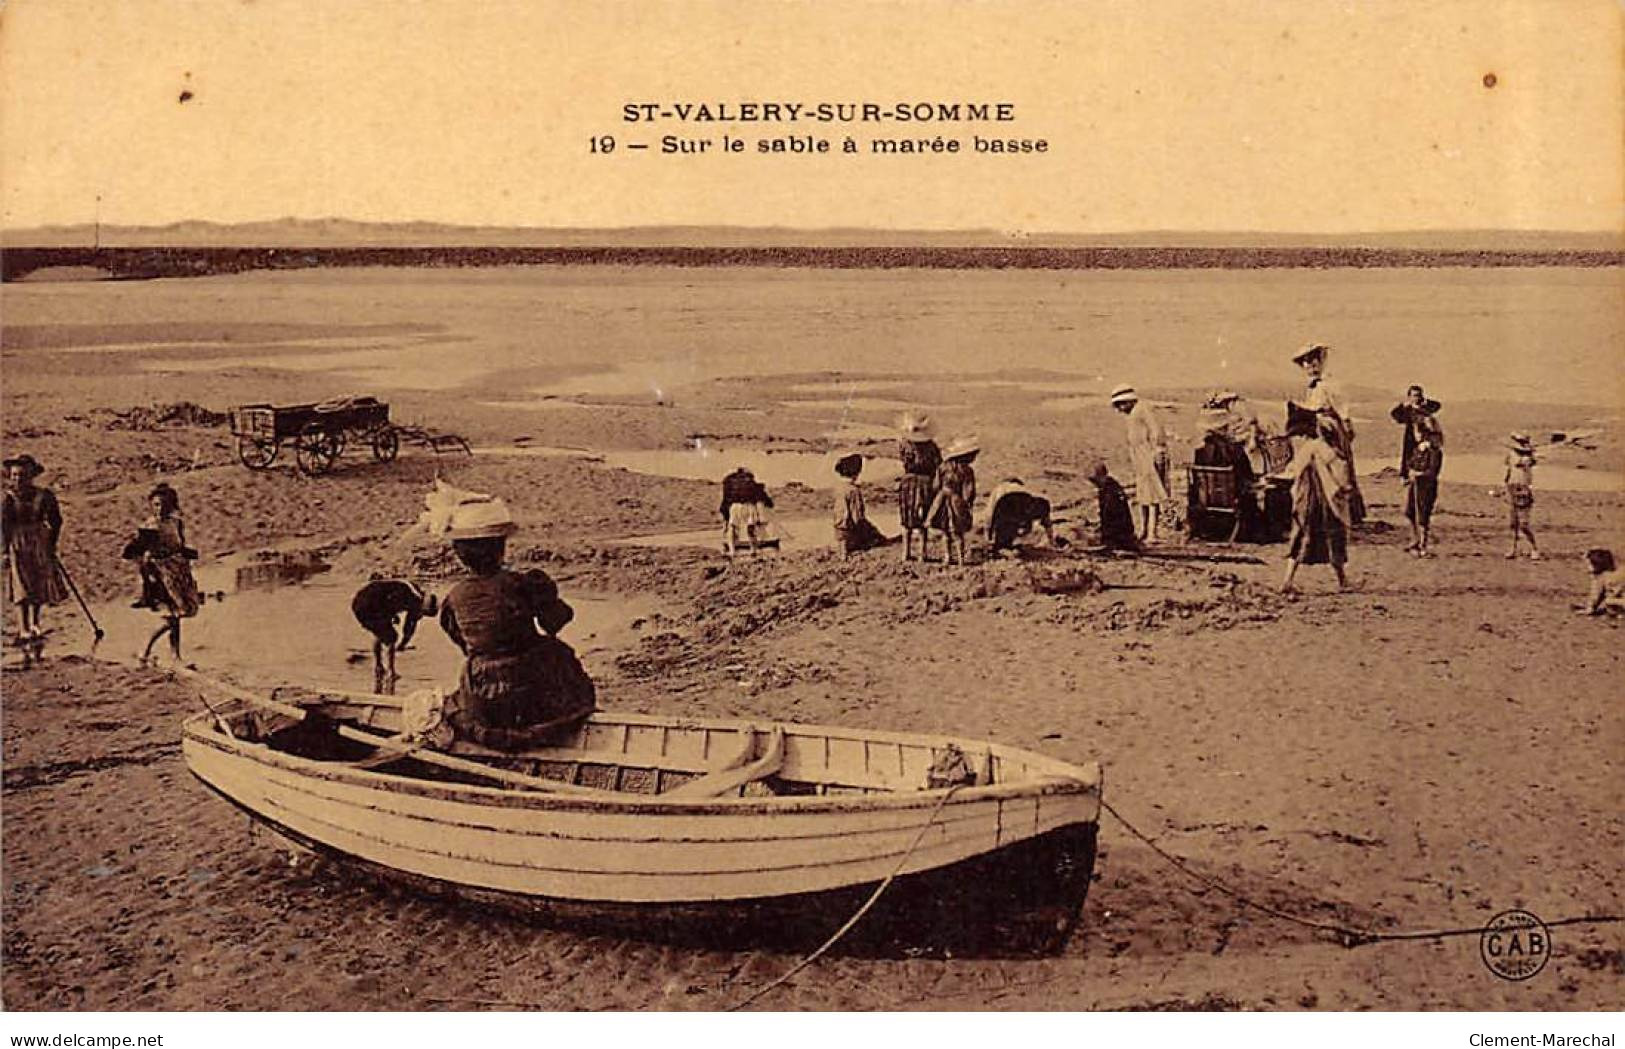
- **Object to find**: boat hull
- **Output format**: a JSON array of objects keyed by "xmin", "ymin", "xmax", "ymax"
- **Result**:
[
  {"xmin": 197, "ymin": 774, "xmax": 1096, "ymax": 956},
  {"xmin": 182, "ymin": 698, "xmax": 1103, "ymax": 955}
]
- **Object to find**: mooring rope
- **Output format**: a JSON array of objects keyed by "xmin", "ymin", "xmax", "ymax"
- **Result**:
[
  {"xmin": 1101, "ymin": 798, "xmax": 1622, "ymax": 946},
  {"xmin": 727, "ymin": 784, "xmax": 964, "ymax": 1011}
]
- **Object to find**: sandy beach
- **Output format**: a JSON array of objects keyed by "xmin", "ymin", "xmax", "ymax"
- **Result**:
[{"xmin": 3, "ymin": 265, "xmax": 1622, "ymax": 1012}]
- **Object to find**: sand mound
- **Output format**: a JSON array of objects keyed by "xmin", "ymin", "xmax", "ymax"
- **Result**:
[{"xmin": 101, "ymin": 402, "xmax": 229, "ymax": 430}]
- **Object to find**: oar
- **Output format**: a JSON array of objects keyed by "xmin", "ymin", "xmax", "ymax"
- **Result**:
[
  {"xmin": 52, "ymin": 555, "xmax": 105, "ymax": 642},
  {"xmin": 169, "ymin": 665, "xmax": 616, "ymax": 797}
]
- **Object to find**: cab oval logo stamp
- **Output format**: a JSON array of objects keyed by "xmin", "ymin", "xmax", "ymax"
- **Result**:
[{"xmin": 1480, "ymin": 909, "xmax": 1551, "ymax": 981}]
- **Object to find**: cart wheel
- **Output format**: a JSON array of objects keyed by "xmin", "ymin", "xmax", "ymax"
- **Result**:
[
  {"xmin": 371, "ymin": 426, "xmax": 400, "ymax": 463},
  {"xmin": 236, "ymin": 436, "xmax": 278, "ymax": 470},
  {"xmin": 295, "ymin": 425, "xmax": 342, "ymax": 475}
]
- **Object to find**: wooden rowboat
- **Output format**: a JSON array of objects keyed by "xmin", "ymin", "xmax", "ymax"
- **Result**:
[{"xmin": 181, "ymin": 678, "xmax": 1103, "ymax": 955}]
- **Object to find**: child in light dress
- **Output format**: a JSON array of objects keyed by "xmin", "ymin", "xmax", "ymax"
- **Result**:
[{"xmin": 1503, "ymin": 433, "xmax": 1540, "ymax": 561}]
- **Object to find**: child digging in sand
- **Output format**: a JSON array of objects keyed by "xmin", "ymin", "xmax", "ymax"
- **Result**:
[
  {"xmin": 1575, "ymin": 549, "xmax": 1625, "ymax": 617},
  {"xmin": 719, "ymin": 466, "xmax": 774, "ymax": 557},
  {"xmin": 832, "ymin": 454, "xmax": 887, "ymax": 558},
  {"xmin": 926, "ymin": 436, "xmax": 978, "ymax": 566},
  {"xmin": 1088, "ymin": 462, "xmax": 1141, "ymax": 552},
  {"xmin": 1503, "ymin": 433, "xmax": 1541, "ymax": 561}
]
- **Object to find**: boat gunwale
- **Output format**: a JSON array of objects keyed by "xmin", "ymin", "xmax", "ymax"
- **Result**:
[{"xmin": 182, "ymin": 712, "xmax": 1102, "ymax": 818}]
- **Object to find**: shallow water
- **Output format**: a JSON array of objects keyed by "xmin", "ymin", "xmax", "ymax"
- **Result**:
[
  {"xmin": 1437, "ymin": 453, "xmax": 1623, "ymax": 493},
  {"xmin": 14, "ymin": 265, "xmax": 1618, "ymax": 406},
  {"xmin": 69, "ymin": 552, "xmax": 656, "ymax": 694},
  {"xmin": 476, "ymin": 442, "xmax": 903, "ymax": 490},
  {"xmin": 608, "ymin": 513, "xmax": 844, "ymax": 552}
]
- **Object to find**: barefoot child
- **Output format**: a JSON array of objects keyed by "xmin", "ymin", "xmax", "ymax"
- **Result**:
[
  {"xmin": 1503, "ymin": 433, "xmax": 1540, "ymax": 560},
  {"xmin": 352, "ymin": 579, "xmax": 439, "ymax": 691},
  {"xmin": 1575, "ymin": 549, "xmax": 1625, "ymax": 617},
  {"xmin": 135, "ymin": 483, "xmax": 201, "ymax": 664},
  {"xmin": 3, "ymin": 454, "xmax": 67, "ymax": 645},
  {"xmin": 927, "ymin": 436, "xmax": 978, "ymax": 566},
  {"xmin": 719, "ymin": 466, "xmax": 774, "ymax": 557},
  {"xmin": 896, "ymin": 413, "xmax": 941, "ymax": 562}
]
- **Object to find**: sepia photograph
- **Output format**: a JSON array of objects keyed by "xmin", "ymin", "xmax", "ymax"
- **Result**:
[{"xmin": 1, "ymin": 0, "xmax": 1620, "ymax": 1034}]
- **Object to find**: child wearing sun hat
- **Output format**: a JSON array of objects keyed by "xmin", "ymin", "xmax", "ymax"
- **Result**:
[
  {"xmin": 1503, "ymin": 432, "xmax": 1540, "ymax": 560},
  {"xmin": 927, "ymin": 436, "xmax": 979, "ymax": 566}
]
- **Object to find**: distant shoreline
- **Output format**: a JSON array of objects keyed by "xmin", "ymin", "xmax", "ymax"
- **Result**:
[{"xmin": 5, "ymin": 244, "xmax": 1622, "ymax": 282}]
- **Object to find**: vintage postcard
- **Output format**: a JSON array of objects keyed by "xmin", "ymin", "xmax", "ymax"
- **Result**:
[{"xmin": 1, "ymin": 0, "xmax": 1620, "ymax": 1032}]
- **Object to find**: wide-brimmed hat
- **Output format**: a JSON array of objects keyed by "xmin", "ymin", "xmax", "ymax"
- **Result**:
[
  {"xmin": 897, "ymin": 412, "xmax": 935, "ymax": 439},
  {"xmin": 445, "ymin": 496, "xmax": 518, "ymax": 540},
  {"xmin": 1291, "ymin": 343, "xmax": 1330, "ymax": 366},
  {"xmin": 943, "ymin": 435, "xmax": 980, "ymax": 460},
  {"xmin": 2, "ymin": 454, "xmax": 44, "ymax": 478},
  {"xmin": 1508, "ymin": 432, "xmax": 1535, "ymax": 453},
  {"xmin": 1108, "ymin": 385, "xmax": 1139, "ymax": 406},
  {"xmin": 834, "ymin": 453, "xmax": 864, "ymax": 479},
  {"xmin": 1205, "ymin": 390, "xmax": 1241, "ymax": 408}
]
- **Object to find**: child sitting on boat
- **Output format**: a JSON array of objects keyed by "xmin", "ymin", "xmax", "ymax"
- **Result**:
[{"xmin": 431, "ymin": 490, "xmax": 595, "ymax": 751}]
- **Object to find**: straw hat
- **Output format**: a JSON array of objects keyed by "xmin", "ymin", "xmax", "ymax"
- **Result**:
[
  {"xmin": 1291, "ymin": 343, "xmax": 1330, "ymax": 366},
  {"xmin": 2, "ymin": 454, "xmax": 44, "ymax": 478},
  {"xmin": 943, "ymin": 435, "xmax": 980, "ymax": 460},
  {"xmin": 897, "ymin": 412, "xmax": 936, "ymax": 440},
  {"xmin": 1108, "ymin": 385, "xmax": 1139, "ymax": 406},
  {"xmin": 444, "ymin": 496, "xmax": 518, "ymax": 540}
]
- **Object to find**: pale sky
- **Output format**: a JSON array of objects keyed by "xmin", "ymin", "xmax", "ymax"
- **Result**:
[{"xmin": 2, "ymin": 0, "xmax": 1620, "ymax": 232}]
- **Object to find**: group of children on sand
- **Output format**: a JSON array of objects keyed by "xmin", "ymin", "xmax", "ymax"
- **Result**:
[{"xmin": 717, "ymin": 411, "xmax": 1138, "ymax": 568}]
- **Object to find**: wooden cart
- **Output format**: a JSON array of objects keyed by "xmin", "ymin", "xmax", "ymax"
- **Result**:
[{"xmin": 230, "ymin": 398, "xmax": 399, "ymax": 475}]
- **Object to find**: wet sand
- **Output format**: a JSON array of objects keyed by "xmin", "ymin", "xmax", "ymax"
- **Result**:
[{"xmin": 2, "ymin": 267, "xmax": 1622, "ymax": 1011}]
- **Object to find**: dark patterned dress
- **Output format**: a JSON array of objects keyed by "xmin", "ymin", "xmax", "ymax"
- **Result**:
[
  {"xmin": 897, "ymin": 439, "xmax": 941, "ymax": 530},
  {"xmin": 439, "ymin": 569, "xmax": 595, "ymax": 750},
  {"xmin": 2, "ymin": 486, "xmax": 68, "ymax": 606},
  {"xmin": 929, "ymin": 459, "xmax": 977, "ymax": 535},
  {"xmin": 142, "ymin": 515, "xmax": 201, "ymax": 618}
]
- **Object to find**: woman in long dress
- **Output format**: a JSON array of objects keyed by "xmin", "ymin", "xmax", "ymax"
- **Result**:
[
  {"xmin": 1109, "ymin": 386, "xmax": 1170, "ymax": 543},
  {"xmin": 138, "ymin": 483, "xmax": 202, "ymax": 664},
  {"xmin": 2, "ymin": 454, "xmax": 68, "ymax": 642},
  {"xmin": 434, "ymin": 494, "xmax": 595, "ymax": 751},
  {"xmin": 1277, "ymin": 414, "xmax": 1354, "ymax": 592},
  {"xmin": 1292, "ymin": 344, "xmax": 1365, "ymax": 524}
]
